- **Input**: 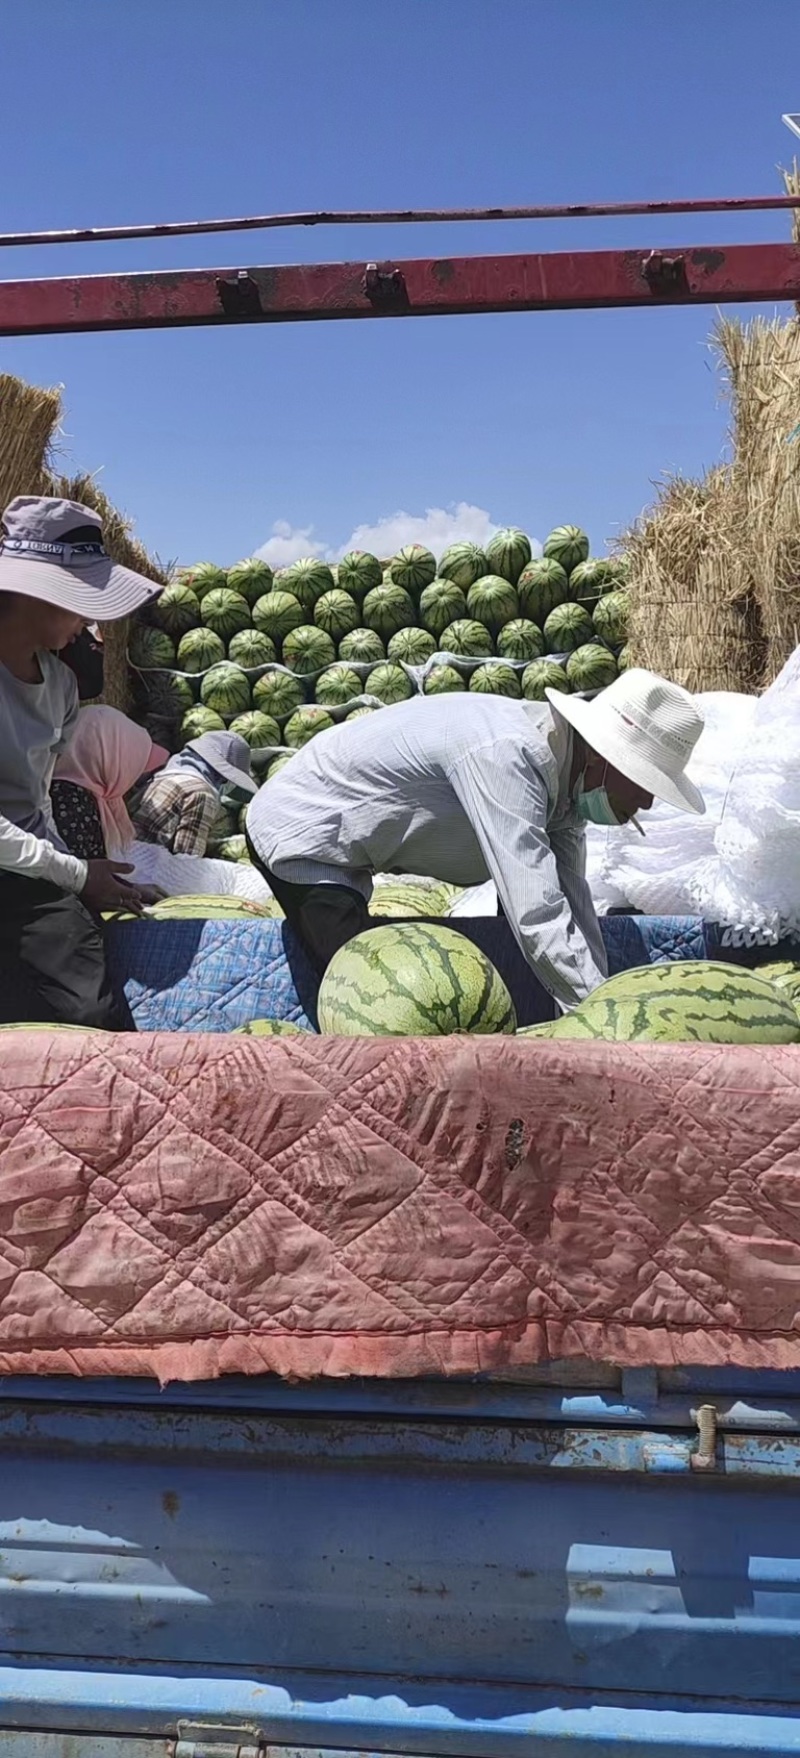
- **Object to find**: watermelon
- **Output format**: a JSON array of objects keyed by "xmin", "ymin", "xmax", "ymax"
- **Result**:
[
  {"xmin": 217, "ymin": 835, "xmax": 250, "ymax": 864},
  {"xmin": 338, "ymin": 628, "xmax": 386, "ymax": 665},
  {"xmin": 369, "ymin": 879, "xmax": 461, "ymax": 919},
  {"xmin": 570, "ymin": 558, "xmax": 620, "ymax": 606},
  {"xmin": 228, "ymin": 710, "xmax": 282, "ymax": 748},
  {"xmin": 233, "ymin": 1018, "xmax": 308, "ymax": 1035},
  {"xmin": 227, "ymin": 629, "xmax": 277, "ymax": 669},
  {"xmin": 129, "ymin": 626, "xmax": 176, "ymax": 669},
  {"xmin": 153, "ymin": 582, "xmax": 200, "ymax": 637},
  {"xmin": 616, "ymin": 644, "xmax": 631, "ymax": 672},
  {"xmin": 437, "ymin": 541, "xmax": 488, "ymax": 590},
  {"xmin": 423, "ymin": 664, "xmax": 467, "ymax": 695},
  {"xmin": 148, "ymin": 896, "xmax": 276, "ymax": 922},
  {"xmin": 150, "ymin": 671, "xmax": 194, "ymax": 717},
  {"xmin": 542, "ymin": 525, "xmax": 590, "ymax": 574},
  {"xmin": 521, "ymin": 658, "xmax": 571, "ymax": 700},
  {"xmin": 200, "ymin": 662, "xmax": 251, "ymax": 719},
  {"xmin": 346, "ymin": 706, "xmax": 378, "ymax": 720},
  {"xmin": 543, "ymin": 603, "xmax": 595, "ymax": 654},
  {"xmin": 389, "ymin": 543, "xmax": 437, "ymax": 596},
  {"xmin": 176, "ymin": 628, "xmax": 226, "ymax": 674},
  {"xmin": 468, "ymin": 662, "xmax": 522, "ymax": 698},
  {"xmin": 282, "ymin": 557, "xmax": 335, "ymax": 609},
  {"xmin": 517, "ymin": 558, "xmax": 570, "ymax": 625},
  {"xmin": 497, "ymin": 618, "xmax": 544, "ymax": 662},
  {"xmin": 363, "ymin": 582, "xmax": 416, "ymax": 641},
  {"xmin": 318, "ymin": 923, "xmax": 516, "ymax": 1037},
  {"xmin": 314, "ymin": 588, "xmax": 360, "ymax": 641},
  {"xmin": 227, "ymin": 557, "xmax": 274, "ymax": 606},
  {"xmin": 419, "ymin": 578, "xmax": 468, "ymax": 639},
  {"xmin": 466, "ymin": 575, "xmax": 519, "ymax": 635},
  {"xmin": 252, "ymin": 591, "xmax": 304, "ymax": 644},
  {"xmin": 593, "ymin": 589, "xmax": 630, "ymax": 648},
  {"xmin": 281, "ymin": 625, "xmax": 336, "ymax": 676},
  {"xmin": 485, "ymin": 526, "xmax": 532, "ymax": 585},
  {"xmin": 315, "ymin": 663, "xmax": 363, "ymax": 707},
  {"xmin": 181, "ymin": 562, "xmax": 228, "ymax": 600},
  {"xmin": 565, "ymin": 643, "xmax": 618, "ymax": 692},
  {"xmin": 252, "ymin": 668, "xmax": 306, "ymax": 719},
  {"xmin": 387, "ymin": 627, "xmax": 437, "ymax": 665},
  {"xmin": 267, "ymin": 753, "xmax": 296, "ymax": 777},
  {"xmin": 284, "ymin": 705, "xmax": 336, "ymax": 748},
  {"xmin": 758, "ymin": 961, "xmax": 800, "ymax": 1007},
  {"xmin": 200, "ymin": 587, "xmax": 251, "ymax": 642},
  {"xmin": 337, "ymin": 551, "xmax": 382, "ymax": 599},
  {"xmin": 366, "ymin": 662, "xmax": 414, "ymax": 704},
  {"xmin": 438, "ymin": 619, "xmax": 494, "ymax": 658},
  {"xmin": 181, "ymin": 705, "xmax": 226, "ymax": 741},
  {"xmin": 0, "ymin": 1021, "xmax": 105, "ymax": 1033},
  {"xmin": 548, "ymin": 961, "xmax": 800, "ymax": 1046}
]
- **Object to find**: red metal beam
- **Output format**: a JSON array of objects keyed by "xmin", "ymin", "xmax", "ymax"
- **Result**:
[
  {"xmin": 1, "ymin": 193, "xmax": 799, "ymax": 250},
  {"xmin": 1, "ymin": 242, "xmax": 800, "ymax": 337}
]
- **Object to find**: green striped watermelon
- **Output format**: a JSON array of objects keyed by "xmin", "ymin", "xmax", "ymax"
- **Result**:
[
  {"xmin": 252, "ymin": 668, "xmax": 306, "ymax": 718},
  {"xmin": 437, "ymin": 541, "xmax": 488, "ymax": 589},
  {"xmin": 387, "ymin": 627, "xmax": 437, "ymax": 665},
  {"xmin": 346, "ymin": 705, "xmax": 379, "ymax": 719},
  {"xmin": 252, "ymin": 591, "xmax": 304, "ymax": 643},
  {"xmin": 281, "ymin": 626, "xmax": 336, "ymax": 676},
  {"xmin": 369, "ymin": 879, "xmax": 462, "ymax": 919},
  {"xmin": 177, "ymin": 628, "xmax": 226, "ymax": 674},
  {"xmin": 315, "ymin": 664, "xmax": 363, "ymax": 707},
  {"xmin": 468, "ymin": 663, "xmax": 522, "ymax": 698},
  {"xmin": 570, "ymin": 558, "xmax": 620, "ymax": 606},
  {"xmin": 337, "ymin": 551, "xmax": 383, "ymax": 600},
  {"xmin": 227, "ymin": 629, "xmax": 277, "ymax": 669},
  {"xmin": 200, "ymin": 588, "xmax": 252, "ymax": 641},
  {"xmin": 227, "ymin": 710, "xmax": 282, "ymax": 748},
  {"xmin": 419, "ymin": 579, "xmax": 468, "ymax": 639},
  {"xmin": 485, "ymin": 527, "xmax": 532, "ymax": 585},
  {"xmin": 497, "ymin": 618, "xmax": 544, "ymax": 662},
  {"xmin": 153, "ymin": 583, "xmax": 200, "ymax": 637},
  {"xmin": 565, "ymin": 643, "xmax": 618, "ymax": 691},
  {"xmin": 521, "ymin": 658, "xmax": 570, "ymax": 700},
  {"xmin": 181, "ymin": 705, "xmax": 226, "ymax": 741},
  {"xmin": 542, "ymin": 525, "xmax": 589, "ymax": 574},
  {"xmin": 466, "ymin": 575, "xmax": 519, "ymax": 635},
  {"xmin": 216, "ymin": 836, "xmax": 250, "ymax": 864},
  {"xmin": 439, "ymin": 619, "xmax": 494, "ymax": 658},
  {"xmin": 389, "ymin": 544, "xmax": 437, "ymax": 596},
  {"xmin": 282, "ymin": 558, "xmax": 336, "ymax": 609},
  {"xmin": 338, "ymin": 628, "xmax": 386, "ymax": 664},
  {"xmin": 284, "ymin": 705, "xmax": 336, "ymax": 747},
  {"xmin": 181, "ymin": 562, "xmax": 228, "ymax": 600},
  {"xmin": 227, "ymin": 558, "xmax": 274, "ymax": 606},
  {"xmin": 267, "ymin": 753, "xmax": 296, "ymax": 777},
  {"xmin": 233, "ymin": 1017, "xmax": 309, "ymax": 1035},
  {"xmin": 756, "ymin": 962, "xmax": 800, "ymax": 1008},
  {"xmin": 616, "ymin": 645, "xmax": 631, "ymax": 672},
  {"xmin": 363, "ymin": 582, "xmax": 416, "ymax": 640},
  {"xmin": 543, "ymin": 603, "xmax": 595, "ymax": 654},
  {"xmin": 146, "ymin": 896, "xmax": 275, "ymax": 922},
  {"xmin": 365, "ymin": 662, "xmax": 414, "ymax": 704},
  {"xmin": 548, "ymin": 962, "xmax": 800, "ymax": 1045},
  {"xmin": 593, "ymin": 589, "xmax": 629, "ymax": 648},
  {"xmin": 517, "ymin": 558, "xmax": 569, "ymax": 625},
  {"xmin": 314, "ymin": 589, "xmax": 360, "ymax": 641},
  {"xmin": 423, "ymin": 664, "xmax": 467, "ymax": 694},
  {"xmin": 318, "ymin": 923, "xmax": 517, "ymax": 1037},
  {"xmin": 129, "ymin": 626, "xmax": 176, "ymax": 669},
  {"xmin": 200, "ymin": 662, "xmax": 251, "ymax": 718}
]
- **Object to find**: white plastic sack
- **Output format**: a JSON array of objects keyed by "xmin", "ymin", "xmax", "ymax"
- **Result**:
[{"xmin": 128, "ymin": 840, "xmax": 273, "ymax": 904}]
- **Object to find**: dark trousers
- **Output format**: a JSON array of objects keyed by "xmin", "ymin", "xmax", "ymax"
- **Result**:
[
  {"xmin": 0, "ymin": 872, "xmax": 130, "ymax": 1030},
  {"xmin": 246, "ymin": 839, "xmax": 370, "ymax": 974}
]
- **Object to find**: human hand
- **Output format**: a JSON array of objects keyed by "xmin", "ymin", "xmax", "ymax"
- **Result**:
[{"xmin": 80, "ymin": 859, "xmax": 145, "ymax": 915}]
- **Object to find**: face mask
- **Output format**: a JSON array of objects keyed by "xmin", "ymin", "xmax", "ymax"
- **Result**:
[{"xmin": 574, "ymin": 782, "xmax": 624, "ymax": 827}]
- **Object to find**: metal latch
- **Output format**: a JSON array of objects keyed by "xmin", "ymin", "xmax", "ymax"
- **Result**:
[
  {"xmin": 171, "ymin": 1724, "xmax": 262, "ymax": 1757},
  {"xmin": 216, "ymin": 270, "xmax": 263, "ymax": 318},
  {"xmin": 641, "ymin": 249, "xmax": 688, "ymax": 294},
  {"xmin": 363, "ymin": 261, "xmax": 409, "ymax": 308}
]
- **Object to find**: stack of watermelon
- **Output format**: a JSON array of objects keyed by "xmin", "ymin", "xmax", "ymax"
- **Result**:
[{"xmin": 128, "ymin": 527, "xmax": 630, "ymax": 765}]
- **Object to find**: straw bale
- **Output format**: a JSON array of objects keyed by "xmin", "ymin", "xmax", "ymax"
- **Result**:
[{"xmin": 0, "ymin": 374, "xmax": 62, "ymax": 509}]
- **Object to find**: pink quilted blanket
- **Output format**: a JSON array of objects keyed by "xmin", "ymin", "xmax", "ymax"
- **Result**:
[{"xmin": 1, "ymin": 1032, "xmax": 799, "ymax": 1382}]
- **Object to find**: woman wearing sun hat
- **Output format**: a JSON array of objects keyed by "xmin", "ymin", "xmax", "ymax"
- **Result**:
[{"xmin": 0, "ymin": 494, "xmax": 163, "ymax": 1028}]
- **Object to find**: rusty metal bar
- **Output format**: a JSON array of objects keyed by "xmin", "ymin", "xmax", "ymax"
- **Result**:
[
  {"xmin": 1, "ymin": 242, "xmax": 799, "ymax": 337},
  {"xmin": 1, "ymin": 194, "xmax": 800, "ymax": 251}
]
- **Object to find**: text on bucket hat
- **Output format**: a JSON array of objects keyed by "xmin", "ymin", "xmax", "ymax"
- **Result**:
[
  {"xmin": 545, "ymin": 667, "xmax": 706, "ymax": 815},
  {"xmin": 0, "ymin": 496, "xmax": 162, "ymax": 621}
]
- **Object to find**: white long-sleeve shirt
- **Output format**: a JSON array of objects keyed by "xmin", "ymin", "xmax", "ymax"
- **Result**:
[
  {"xmin": 247, "ymin": 693, "xmax": 608, "ymax": 1010},
  {"xmin": 0, "ymin": 650, "xmax": 87, "ymax": 893}
]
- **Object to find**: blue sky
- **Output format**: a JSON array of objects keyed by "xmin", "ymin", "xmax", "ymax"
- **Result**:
[{"xmin": 0, "ymin": 0, "xmax": 798, "ymax": 569}]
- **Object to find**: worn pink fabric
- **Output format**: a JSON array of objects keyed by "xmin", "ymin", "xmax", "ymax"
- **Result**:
[{"xmin": 0, "ymin": 1033, "xmax": 799, "ymax": 1383}]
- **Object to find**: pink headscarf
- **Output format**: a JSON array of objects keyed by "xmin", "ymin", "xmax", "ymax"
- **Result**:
[{"xmin": 54, "ymin": 706, "xmax": 167, "ymax": 858}]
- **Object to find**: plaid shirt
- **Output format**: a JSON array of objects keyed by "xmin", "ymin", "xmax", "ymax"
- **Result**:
[{"xmin": 134, "ymin": 774, "xmax": 222, "ymax": 858}]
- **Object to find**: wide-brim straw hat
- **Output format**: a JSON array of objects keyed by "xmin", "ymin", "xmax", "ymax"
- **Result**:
[
  {"xmin": 546, "ymin": 667, "xmax": 706, "ymax": 815},
  {"xmin": 0, "ymin": 495, "xmax": 161, "ymax": 620}
]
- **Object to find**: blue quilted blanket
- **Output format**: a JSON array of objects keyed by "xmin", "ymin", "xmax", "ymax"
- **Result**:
[{"xmin": 106, "ymin": 913, "xmax": 727, "ymax": 1033}]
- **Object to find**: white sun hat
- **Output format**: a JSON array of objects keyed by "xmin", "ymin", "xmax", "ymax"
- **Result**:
[
  {"xmin": 545, "ymin": 667, "xmax": 706, "ymax": 815},
  {"xmin": 0, "ymin": 496, "xmax": 162, "ymax": 620}
]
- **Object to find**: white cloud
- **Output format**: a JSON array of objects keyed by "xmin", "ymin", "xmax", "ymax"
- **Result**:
[{"xmin": 254, "ymin": 520, "xmax": 325, "ymax": 567}]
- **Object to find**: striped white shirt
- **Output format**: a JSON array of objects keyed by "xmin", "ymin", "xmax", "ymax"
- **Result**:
[{"xmin": 247, "ymin": 693, "xmax": 608, "ymax": 1010}]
